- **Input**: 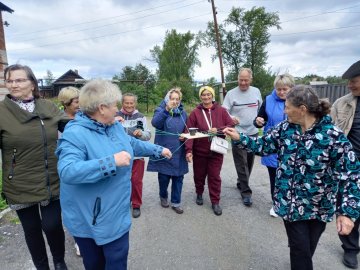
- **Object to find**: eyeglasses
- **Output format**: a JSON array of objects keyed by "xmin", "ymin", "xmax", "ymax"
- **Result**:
[{"xmin": 5, "ymin": 78, "xmax": 30, "ymax": 84}]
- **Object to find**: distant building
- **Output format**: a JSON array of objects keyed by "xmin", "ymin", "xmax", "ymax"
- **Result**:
[{"xmin": 39, "ymin": 69, "xmax": 85, "ymax": 98}]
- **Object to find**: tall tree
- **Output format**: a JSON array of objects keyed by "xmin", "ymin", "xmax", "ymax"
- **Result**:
[
  {"xmin": 150, "ymin": 29, "xmax": 201, "ymax": 102},
  {"xmin": 44, "ymin": 70, "xmax": 55, "ymax": 86},
  {"xmin": 201, "ymin": 6, "xmax": 280, "ymax": 81},
  {"xmin": 113, "ymin": 64, "xmax": 157, "ymax": 108}
]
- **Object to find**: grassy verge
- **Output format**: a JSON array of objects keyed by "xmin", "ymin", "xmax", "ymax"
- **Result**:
[{"xmin": 0, "ymin": 171, "xmax": 8, "ymax": 210}]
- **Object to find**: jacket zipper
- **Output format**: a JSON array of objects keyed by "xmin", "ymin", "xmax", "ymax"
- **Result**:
[
  {"xmin": 92, "ymin": 197, "xmax": 101, "ymax": 225},
  {"xmin": 8, "ymin": 148, "xmax": 17, "ymax": 180},
  {"xmin": 39, "ymin": 119, "xmax": 51, "ymax": 200}
]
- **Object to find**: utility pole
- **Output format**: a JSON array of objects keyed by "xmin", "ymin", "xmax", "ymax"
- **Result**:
[{"xmin": 209, "ymin": 0, "xmax": 226, "ymax": 103}]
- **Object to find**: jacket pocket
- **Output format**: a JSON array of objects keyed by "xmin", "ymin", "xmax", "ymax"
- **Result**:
[
  {"xmin": 92, "ymin": 197, "xmax": 101, "ymax": 225},
  {"xmin": 8, "ymin": 148, "xmax": 17, "ymax": 180}
]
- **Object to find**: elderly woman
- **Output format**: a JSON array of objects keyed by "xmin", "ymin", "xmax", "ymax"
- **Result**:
[
  {"xmin": 56, "ymin": 79, "xmax": 171, "ymax": 270},
  {"xmin": 185, "ymin": 86, "xmax": 234, "ymax": 216},
  {"xmin": 147, "ymin": 87, "xmax": 188, "ymax": 214},
  {"xmin": 0, "ymin": 64, "xmax": 68, "ymax": 270},
  {"xmin": 117, "ymin": 93, "xmax": 152, "ymax": 218},
  {"xmin": 253, "ymin": 73, "xmax": 295, "ymax": 217},
  {"xmin": 57, "ymin": 86, "xmax": 80, "ymax": 119},
  {"xmin": 224, "ymin": 85, "xmax": 360, "ymax": 270}
]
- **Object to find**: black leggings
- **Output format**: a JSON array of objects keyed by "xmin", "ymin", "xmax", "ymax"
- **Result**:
[
  {"xmin": 267, "ymin": 166, "xmax": 277, "ymax": 199},
  {"xmin": 16, "ymin": 200, "xmax": 65, "ymax": 270}
]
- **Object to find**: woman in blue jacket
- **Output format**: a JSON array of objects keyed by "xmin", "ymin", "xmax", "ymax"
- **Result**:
[
  {"xmin": 56, "ymin": 79, "xmax": 171, "ymax": 270},
  {"xmin": 253, "ymin": 73, "xmax": 295, "ymax": 217},
  {"xmin": 147, "ymin": 87, "xmax": 189, "ymax": 214}
]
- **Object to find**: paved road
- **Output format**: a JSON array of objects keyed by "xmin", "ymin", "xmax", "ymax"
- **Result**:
[{"xmin": 0, "ymin": 151, "xmax": 352, "ymax": 270}]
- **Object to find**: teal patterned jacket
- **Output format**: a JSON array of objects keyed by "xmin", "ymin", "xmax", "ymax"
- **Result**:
[{"xmin": 235, "ymin": 115, "xmax": 360, "ymax": 222}]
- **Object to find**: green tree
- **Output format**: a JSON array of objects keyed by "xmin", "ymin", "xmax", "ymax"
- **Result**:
[
  {"xmin": 201, "ymin": 6, "xmax": 280, "ymax": 80},
  {"xmin": 150, "ymin": 29, "xmax": 201, "ymax": 102},
  {"xmin": 112, "ymin": 64, "xmax": 157, "ymax": 109},
  {"xmin": 44, "ymin": 70, "xmax": 55, "ymax": 86}
]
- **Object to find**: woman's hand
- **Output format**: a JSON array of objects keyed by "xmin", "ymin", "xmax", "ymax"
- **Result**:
[
  {"xmin": 337, "ymin": 215, "xmax": 355, "ymax": 235},
  {"xmin": 161, "ymin": 148, "xmax": 172, "ymax": 159},
  {"xmin": 223, "ymin": 127, "xmax": 240, "ymax": 141},
  {"xmin": 115, "ymin": 116, "xmax": 124, "ymax": 123},
  {"xmin": 186, "ymin": 152, "xmax": 193, "ymax": 163},
  {"xmin": 209, "ymin": 128, "xmax": 217, "ymax": 135},
  {"xmin": 114, "ymin": 151, "xmax": 131, "ymax": 167},
  {"xmin": 255, "ymin": 117, "xmax": 265, "ymax": 127}
]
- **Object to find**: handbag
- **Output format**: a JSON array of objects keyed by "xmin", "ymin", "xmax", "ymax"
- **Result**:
[
  {"xmin": 210, "ymin": 136, "xmax": 229, "ymax": 155},
  {"xmin": 201, "ymin": 109, "xmax": 229, "ymax": 155}
]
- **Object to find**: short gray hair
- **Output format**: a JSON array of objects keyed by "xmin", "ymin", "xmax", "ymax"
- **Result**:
[
  {"xmin": 79, "ymin": 79, "xmax": 122, "ymax": 114},
  {"xmin": 122, "ymin": 92, "xmax": 138, "ymax": 103},
  {"xmin": 274, "ymin": 73, "xmax": 295, "ymax": 89},
  {"xmin": 238, "ymin": 67, "xmax": 253, "ymax": 79}
]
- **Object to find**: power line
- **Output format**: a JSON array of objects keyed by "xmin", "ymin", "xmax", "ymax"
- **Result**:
[
  {"xmin": 7, "ymin": 0, "xmax": 196, "ymax": 37},
  {"xmin": 11, "ymin": 12, "xmax": 212, "ymax": 51},
  {"xmin": 280, "ymin": 3, "xmax": 360, "ymax": 23},
  {"xmin": 272, "ymin": 23, "xmax": 360, "ymax": 37},
  {"xmin": 11, "ymin": 0, "xmax": 205, "ymax": 43}
]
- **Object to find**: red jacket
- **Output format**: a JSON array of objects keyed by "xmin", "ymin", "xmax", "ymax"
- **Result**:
[{"xmin": 185, "ymin": 102, "xmax": 234, "ymax": 157}]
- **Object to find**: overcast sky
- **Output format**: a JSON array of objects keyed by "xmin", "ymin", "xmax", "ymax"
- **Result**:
[{"xmin": 2, "ymin": 0, "xmax": 360, "ymax": 82}]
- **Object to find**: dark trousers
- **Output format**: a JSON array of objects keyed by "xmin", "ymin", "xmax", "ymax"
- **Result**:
[
  {"xmin": 193, "ymin": 153, "xmax": 224, "ymax": 204},
  {"xmin": 232, "ymin": 143, "xmax": 255, "ymax": 197},
  {"xmin": 158, "ymin": 173, "xmax": 184, "ymax": 206},
  {"xmin": 267, "ymin": 166, "xmax": 277, "ymax": 199},
  {"xmin": 16, "ymin": 200, "xmax": 65, "ymax": 270},
  {"xmin": 131, "ymin": 159, "xmax": 145, "ymax": 208},
  {"xmin": 75, "ymin": 232, "xmax": 129, "ymax": 270},
  {"xmin": 339, "ymin": 218, "xmax": 360, "ymax": 254},
  {"xmin": 284, "ymin": 219, "xmax": 326, "ymax": 270}
]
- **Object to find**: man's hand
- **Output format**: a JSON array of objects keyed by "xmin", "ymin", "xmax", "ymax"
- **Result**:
[
  {"xmin": 232, "ymin": 116, "xmax": 240, "ymax": 125},
  {"xmin": 337, "ymin": 215, "xmax": 354, "ymax": 235}
]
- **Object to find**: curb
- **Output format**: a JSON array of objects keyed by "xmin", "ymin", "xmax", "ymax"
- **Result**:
[{"xmin": 0, "ymin": 207, "xmax": 11, "ymax": 220}]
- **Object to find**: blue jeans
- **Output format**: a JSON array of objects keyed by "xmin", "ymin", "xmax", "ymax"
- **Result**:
[
  {"xmin": 158, "ymin": 173, "xmax": 183, "ymax": 207},
  {"xmin": 74, "ymin": 232, "xmax": 129, "ymax": 270}
]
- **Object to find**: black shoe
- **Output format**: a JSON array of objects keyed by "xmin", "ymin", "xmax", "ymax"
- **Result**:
[
  {"xmin": 171, "ymin": 206, "xmax": 184, "ymax": 214},
  {"xmin": 212, "ymin": 204, "xmax": 222, "ymax": 216},
  {"xmin": 54, "ymin": 261, "xmax": 68, "ymax": 270},
  {"xmin": 132, "ymin": 208, "xmax": 141, "ymax": 218},
  {"xmin": 343, "ymin": 252, "xmax": 358, "ymax": 269},
  {"xmin": 242, "ymin": 197, "xmax": 253, "ymax": 206},
  {"xmin": 196, "ymin": 194, "xmax": 203, "ymax": 205}
]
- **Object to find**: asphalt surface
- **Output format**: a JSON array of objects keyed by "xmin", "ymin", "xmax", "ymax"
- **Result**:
[{"xmin": 0, "ymin": 140, "xmax": 354, "ymax": 270}]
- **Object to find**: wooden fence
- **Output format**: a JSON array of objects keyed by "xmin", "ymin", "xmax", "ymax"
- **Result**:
[{"xmin": 311, "ymin": 84, "xmax": 349, "ymax": 104}]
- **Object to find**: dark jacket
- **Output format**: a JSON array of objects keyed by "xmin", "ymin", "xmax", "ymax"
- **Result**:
[
  {"xmin": 0, "ymin": 95, "xmax": 67, "ymax": 204},
  {"xmin": 147, "ymin": 101, "xmax": 188, "ymax": 176},
  {"xmin": 185, "ymin": 102, "xmax": 234, "ymax": 157}
]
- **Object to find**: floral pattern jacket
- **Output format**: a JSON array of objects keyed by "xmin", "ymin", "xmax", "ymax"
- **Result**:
[{"xmin": 235, "ymin": 115, "xmax": 360, "ymax": 222}]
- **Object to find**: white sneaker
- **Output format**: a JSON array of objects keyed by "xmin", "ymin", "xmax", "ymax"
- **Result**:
[
  {"xmin": 75, "ymin": 243, "xmax": 81, "ymax": 256},
  {"xmin": 270, "ymin": 207, "xmax": 278, "ymax": 218}
]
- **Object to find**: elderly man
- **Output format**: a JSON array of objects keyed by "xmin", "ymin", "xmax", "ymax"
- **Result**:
[
  {"xmin": 331, "ymin": 60, "xmax": 360, "ymax": 269},
  {"xmin": 223, "ymin": 67, "xmax": 262, "ymax": 206}
]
